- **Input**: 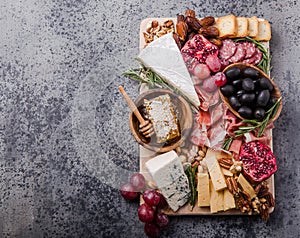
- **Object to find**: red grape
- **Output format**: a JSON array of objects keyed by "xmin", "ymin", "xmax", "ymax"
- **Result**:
[
  {"xmin": 142, "ymin": 190, "xmax": 161, "ymax": 207},
  {"xmin": 130, "ymin": 173, "xmax": 145, "ymax": 191},
  {"xmin": 120, "ymin": 182, "xmax": 139, "ymax": 200},
  {"xmin": 155, "ymin": 212, "xmax": 169, "ymax": 228},
  {"xmin": 157, "ymin": 193, "xmax": 168, "ymax": 209},
  {"xmin": 138, "ymin": 204, "xmax": 155, "ymax": 223},
  {"xmin": 213, "ymin": 72, "xmax": 227, "ymax": 87},
  {"xmin": 144, "ymin": 222, "xmax": 160, "ymax": 237}
]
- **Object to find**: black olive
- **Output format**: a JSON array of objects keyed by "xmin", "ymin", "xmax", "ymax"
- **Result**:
[
  {"xmin": 239, "ymin": 93, "xmax": 256, "ymax": 105},
  {"xmin": 252, "ymin": 79, "xmax": 260, "ymax": 89},
  {"xmin": 236, "ymin": 89, "xmax": 245, "ymax": 98},
  {"xmin": 238, "ymin": 106, "xmax": 253, "ymax": 119},
  {"xmin": 242, "ymin": 78, "xmax": 255, "ymax": 91},
  {"xmin": 225, "ymin": 67, "xmax": 241, "ymax": 81},
  {"xmin": 266, "ymin": 97, "xmax": 277, "ymax": 110},
  {"xmin": 232, "ymin": 79, "xmax": 242, "ymax": 89},
  {"xmin": 254, "ymin": 107, "xmax": 266, "ymax": 121},
  {"xmin": 259, "ymin": 77, "xmax": 274, "ymax": 91},
  {"xmin": 220, "ymin": 85, "xmax": 235, "ymax": 97},
  {"xmin": 257, "ymin": 90, "xmax": 270, "ymax": 107},
  {"xmin": 228, "ymin": 96, "xmax": 241, "ymax": 110},
  {"xmin": 243, "ymin": 67, "xmax": 260, "ymax": 79}
]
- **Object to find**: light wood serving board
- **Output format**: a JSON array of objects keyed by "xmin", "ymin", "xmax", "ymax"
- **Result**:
[{"xmin": 138, "ymin": 17, "xmax": 274, "ymax": 215}]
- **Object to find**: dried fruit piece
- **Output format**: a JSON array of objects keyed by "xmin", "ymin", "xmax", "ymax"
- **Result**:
[
  {"xmin": 199, "ymin": 26, "xmax": 219, "ymax": 37},
  {"xmin": 176, "ymin": 21, "xmax": 188, "ymax": 41},
  {"xmin": 239, "ymin": 141, "xmax": 277, "ymax": 183},
  {"xmin": 200, "ymin": 16, "xmax": 215, "ymax": 26},
  {"xmin": 185, "ymin": 16, "xmax": 201, "ymax": 31},
  {"xmin": 185, "ymin": 9, "xmax": 195, "ymax": 18}
]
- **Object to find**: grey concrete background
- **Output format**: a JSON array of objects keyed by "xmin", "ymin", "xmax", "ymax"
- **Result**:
[{"xmin": 0, "ymin": 0, "xmax": 299, "ymax": 237}]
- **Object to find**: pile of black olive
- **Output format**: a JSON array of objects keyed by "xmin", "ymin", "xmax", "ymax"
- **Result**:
[{"xmin": 220, "ymin": 66, "xmax": 276, "ymax": 120}]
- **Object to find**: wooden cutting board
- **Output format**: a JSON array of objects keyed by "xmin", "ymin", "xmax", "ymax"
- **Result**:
[{"xmin": 138, "ymin": 17, "xmax": 274, "ymax": 215}]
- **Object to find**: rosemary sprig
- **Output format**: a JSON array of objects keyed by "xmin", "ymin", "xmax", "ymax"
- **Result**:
[
  {"xmin": 123, "ymin": 66, "xmax": 199, "ymax": 112},
  {"xmin": 233, "ymin": 37, "xmax": 271, "ymax": 74},
  {"xmin": 222, "ymin": 97, "xmax": 281, "ymax": 149}
]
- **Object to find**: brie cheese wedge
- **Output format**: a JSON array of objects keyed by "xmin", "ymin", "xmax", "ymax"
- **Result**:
[{"xmin": 137, "ymin": 33, "xmax": 200, "ymax": 108}]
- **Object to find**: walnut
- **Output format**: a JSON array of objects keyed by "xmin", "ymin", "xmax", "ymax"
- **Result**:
[
  {"xmin": 163, "ymin": 19, "xmax": 174, "ymax": 28},
  {"xmin": 218, "ymin": 157, "xmax": 234, "ymax": 169},
  {"xmin": 229, "ymin": 160, "xmax": 243, "ymax": 174},
  {"xmin": 226, "ymin": 177, "xmax": 239, "ymax": 195},
  {"xmin": 143, "ymin": 32, "xmax": 154, "ymax": 43}
]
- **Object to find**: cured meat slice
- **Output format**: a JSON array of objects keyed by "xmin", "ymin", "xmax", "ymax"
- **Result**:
[
  {"xmin": 220, "ymin": 58, "xmax": 229, "ymax": 70},
  {"xmin": 219, "ymin": 39, "xmax": 237, "ymax": 60},
  {"xmin": 242, "ymin": 48, "xmax": 262, "ymax": 65},
  {"xmin": 241, "ymin": 42, "xmax": 256, "ymax": 59},
  {"xmin": 206, "ymin": 54, "xmax": 222, "ymax": 72},
  {"xmin": 229, "ymin": 43, "xmax": 246, "ymax": 63}
]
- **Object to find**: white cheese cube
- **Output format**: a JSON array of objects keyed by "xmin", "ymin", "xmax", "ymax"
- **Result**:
[
  {"xmin": 145, "ymin": 150, "xmax": 184, "ymax": 188},
  {"xmin": 145, "ymin": 150, "xmax": 190, "ymax": 212}
]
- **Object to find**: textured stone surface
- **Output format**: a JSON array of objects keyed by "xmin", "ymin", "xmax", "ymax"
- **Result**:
[{"xmin": 0, "ymin": 0, "xmax": 299, "ymax": 237}]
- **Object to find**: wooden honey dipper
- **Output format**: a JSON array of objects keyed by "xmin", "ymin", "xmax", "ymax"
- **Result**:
[{"xmin": 118, "ymin": 85, "xmax": 154, "ymax": 138}]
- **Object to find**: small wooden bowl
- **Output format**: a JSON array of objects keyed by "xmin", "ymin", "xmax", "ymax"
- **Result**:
[
  {"xmin": 220, "ymin": 63, "xmax": 282, "ymax": 122},
  {"xmin": 129, "ymin": 88, "xmax": 193, "ymax": 153}
]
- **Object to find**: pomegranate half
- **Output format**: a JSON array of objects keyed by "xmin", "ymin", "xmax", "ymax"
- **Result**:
[{"xmin": 238, "ymin": 141, "xmax": 277, "ymax": 183}]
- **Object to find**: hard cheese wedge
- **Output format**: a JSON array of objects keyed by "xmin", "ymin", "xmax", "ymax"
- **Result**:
[
  {"xmin": 137, "ymin": 33, "xmax": 200, "ymax": 108},
  {"xmin": 223, "ymin": 188, "xmax": 236, "ymax": 211},
  {"xmin": 197, "ymin": 171, "xmax": 210, "ymax": 207},
  {"xmin": 204, "ymin": 149, "xmax": 227, "ymax": 191},
  {"xmin": 145, "ymin": 150, "xmax": 191, "ymax": 212},
  {"xmin": 209, "ymin": 180, "xmax": 224, "ymax": 213}
]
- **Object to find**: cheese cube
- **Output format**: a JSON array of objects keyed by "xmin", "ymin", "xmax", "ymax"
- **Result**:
[
  {"xmin": 145, "ymin": 150, "xmax": 191, "ymax": 212},
  {"xmin": 204, "ymin": 149, "xmax": 227, "ymax": 191},
  {"xmin": 209, "ymin": 180, "xmax": 224, "ymax": 213},
  {"xmin": 197, "ymin": 172, "xmax": 210, "ymax": 207},
  {"xmin": 145, "ymin": 150, "xmax": 185, "ymax": 187}
]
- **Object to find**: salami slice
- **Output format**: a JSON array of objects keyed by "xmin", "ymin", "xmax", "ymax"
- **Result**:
[
  {"xmin": 220, "ymin": 58, "xmax": 229, "ymax": 70},
  {"xmin": 243, "ymin": 48, "xmax": 263, "ymax": 65},
  {"xmin": 242, "ymin": 42, "xmax": 257, "ymax": 59},
  {"xmin": 253, "ymin": 48, "xmax": 263, "ymax": 65},
  {"xmin": 229, "ymin": 44, "xmax": 246, "ymax": 63},
  {"xmin": 219, "ymin": 39, "xmax": 237, "ymax": 60}
]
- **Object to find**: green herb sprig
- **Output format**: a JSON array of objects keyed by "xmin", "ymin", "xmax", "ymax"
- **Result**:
[
  {"xmin": 222, "ymin": 97, "xmax": 281, "ymax": 150},
  {"xmin": 123, "ymin": 65, "xmax": 199, "ymax": 112},
  {"xmin": 234, "ymin": 37, "xmax": 271, "ymax": 74},
  {"xmin": 184, "ymin": 164, "xmax": 197, "ymax": 211}
]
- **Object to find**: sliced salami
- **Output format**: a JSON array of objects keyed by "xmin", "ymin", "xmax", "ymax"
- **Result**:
[
  {"xmin": 228, "ymin": 44, "xmax": 246, "ymax": 63},
  {"xmin": 243, "ymin": 48, "xmax": 263, "ymax": 65},
  {"xmin": 220, "ymin": 58, "xmax": 229, "ymax": 70},
  {"xmin": 242, "ymin": 42, "xmax": 257, "ymax": 59},
  {"xmin": 219, "ymin": 39, "xmax": 237, "ymax": 60},
  {"xmin": 253, "ymin": 48, "xmax": 263, "ymax": 65}
]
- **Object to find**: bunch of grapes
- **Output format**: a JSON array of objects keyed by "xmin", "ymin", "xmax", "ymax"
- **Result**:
[{"xmin": 120, "ymin": 173, "xmax": 169, "ymax": 237}]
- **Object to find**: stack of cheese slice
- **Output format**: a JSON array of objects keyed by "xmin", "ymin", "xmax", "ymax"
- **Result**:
[{"xmin": 137, "ymin": 33, "xmax": 200, "ymax": 109}]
